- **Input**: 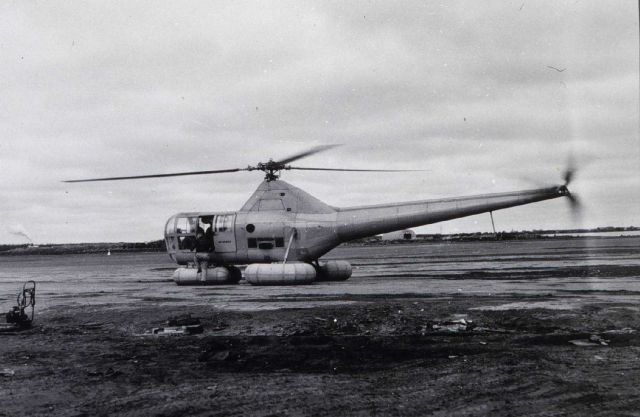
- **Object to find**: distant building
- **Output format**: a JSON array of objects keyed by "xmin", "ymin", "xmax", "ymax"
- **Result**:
[{"xmin": 381, "ymin": 229, "xmax": 416, "ymax": 241}]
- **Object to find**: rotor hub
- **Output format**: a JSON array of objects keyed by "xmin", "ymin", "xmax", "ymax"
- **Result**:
[{"xmin": 248, "ymin": 159, "xmax": 292, "ymax": 181}]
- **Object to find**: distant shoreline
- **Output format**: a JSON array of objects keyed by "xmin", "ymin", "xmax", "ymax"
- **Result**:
[
  {"xmin": 347, "ymin": 231, "xmax": 640, "ymax": 246},
  {"xmin": 0, "ymin": 241, "xmax": 166, "ymax": 256},
  {"xmin": 1, "ymin": 228, "xmax": 638, "ymax": 256}
]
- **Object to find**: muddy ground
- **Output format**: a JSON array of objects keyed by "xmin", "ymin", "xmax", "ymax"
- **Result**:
[{"xmin": 1, "ymin": 238, "xmax": 639, "ymax": 416}]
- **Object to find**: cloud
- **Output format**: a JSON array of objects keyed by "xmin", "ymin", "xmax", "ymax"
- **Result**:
[{"xmin": 0, "ymin": 0, "xmax": 637, "ymax": 243}]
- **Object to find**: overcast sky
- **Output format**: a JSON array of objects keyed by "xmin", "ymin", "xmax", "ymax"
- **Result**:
[{"xmin": 1, "ymin": 1, "xmax": 638, "ymax": 244}]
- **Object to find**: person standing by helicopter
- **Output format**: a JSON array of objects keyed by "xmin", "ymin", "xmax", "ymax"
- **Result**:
[
  {"xmin": 193, "ymin": 216, "xmax": 214, "ymax": 272},
  {"xmin": 198, "ymin": 216, "xmax": 214, "ymax": 252}
]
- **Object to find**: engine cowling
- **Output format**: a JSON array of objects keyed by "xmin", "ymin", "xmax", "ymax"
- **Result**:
[
  {"xmin": 245, "ymin": 263, "xmax": 316, "ymax": 285},
  {"xmin": 173, "ymin": 266, "xmax": 233, "ymax": 285},
  {"xmin": 316, "ymin": 260, "xmax": 352, "ymax": 281}
]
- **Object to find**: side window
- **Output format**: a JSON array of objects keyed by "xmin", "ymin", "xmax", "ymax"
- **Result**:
[
  {"xmin": 215, "ymin": 214, "xmax": 233, "ymax": 232},
  {"xmin": 248, "ymin": 238, "xmax": 285, "ymax": 250},
  {"xmin": 258, "ymin": 199, "xmax": 285, "ymax": 211}
]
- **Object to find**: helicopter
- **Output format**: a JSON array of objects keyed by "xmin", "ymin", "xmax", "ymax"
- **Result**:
[{"xmin": 65, "ymin": 145, "xmax": 579, "ymax": 286}]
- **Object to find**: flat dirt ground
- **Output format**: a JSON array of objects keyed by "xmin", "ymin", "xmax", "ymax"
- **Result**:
[{"xmin": 1, "ymin": 237, "xmax": 640, "ymax": 416}]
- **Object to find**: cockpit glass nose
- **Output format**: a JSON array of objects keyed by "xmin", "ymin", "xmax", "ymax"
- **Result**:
[
  {"xmin": 175, "ymin": 217, "xmax": 197, "ymax": 234},
  {"xmin": 165, "ymin": 216, "xmax": 198, "ymax": 251},
  {"xmin": 165, "ymin": 217, "xmax": 176, "ymax": 235}
]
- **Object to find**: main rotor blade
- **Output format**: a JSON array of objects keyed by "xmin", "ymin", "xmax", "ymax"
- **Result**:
[
  {"xmin": 275, "ymin": 144, "xmax": 341, "ymax": 165},
  {"xmin": 63, "ymin": 167, "xmax": 247, "ymax": 183},
  {"xmin": 288, "ymin": 166, "xmax": 429, "ymax": 172}
]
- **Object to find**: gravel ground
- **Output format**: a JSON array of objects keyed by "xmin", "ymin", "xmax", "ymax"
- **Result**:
[{"xmin": 1, "ymin": 237, "xmax": 639, "ymax": 416}]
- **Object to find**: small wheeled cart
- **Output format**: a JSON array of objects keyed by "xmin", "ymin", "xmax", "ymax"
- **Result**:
[{"xmin": 1, "ymin": 281, "xmax": 36, "ymax": 333}]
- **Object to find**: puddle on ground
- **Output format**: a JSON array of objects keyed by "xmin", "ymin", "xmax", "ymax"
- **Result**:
[{"xmin": 471, "ymin": 300, "xmax": 581, "ymax": 311}]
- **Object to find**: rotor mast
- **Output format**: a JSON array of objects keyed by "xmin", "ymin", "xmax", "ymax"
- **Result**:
[{"xmin": 247, "ymin": 159, "xmax": 291, "ymax": 182}]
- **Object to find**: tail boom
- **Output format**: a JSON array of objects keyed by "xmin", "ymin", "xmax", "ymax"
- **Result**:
[{"xmin": 336, "ymin": 186, "xmax": 569, "ymax": 241}]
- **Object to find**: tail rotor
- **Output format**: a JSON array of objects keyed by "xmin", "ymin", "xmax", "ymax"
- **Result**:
[{"xmin": 560, "ymin": 156, "xmax": 582, "ymax": 222}]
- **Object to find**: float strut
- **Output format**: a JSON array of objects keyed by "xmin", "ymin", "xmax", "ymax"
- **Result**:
[
  {"xmin": 489, "ymin": 211, "xmax": 497, "ymax": 235},
  {"xmin": 283, "ymin": 228, "xmax": 297, "ymax": 264}
]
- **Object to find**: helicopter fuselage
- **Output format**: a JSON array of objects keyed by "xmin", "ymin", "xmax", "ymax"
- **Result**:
[{"xmin": 164, "ymin": 179, "xmax": 570, "ymax": 270}]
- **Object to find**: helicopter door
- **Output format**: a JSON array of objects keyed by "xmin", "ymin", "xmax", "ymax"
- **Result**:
[{"xmin": 213, "ymin": 214, "xmax": 237, "ymax": 253}]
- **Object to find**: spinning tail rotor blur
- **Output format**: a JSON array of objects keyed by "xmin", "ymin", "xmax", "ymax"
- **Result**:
[
  {"xmin": 561, "ymin": 157, "xmax": 582, "ymax": 224},
  {"xmin": 515, "ymin": 156, "xmax": 582, "ymax": 224}
]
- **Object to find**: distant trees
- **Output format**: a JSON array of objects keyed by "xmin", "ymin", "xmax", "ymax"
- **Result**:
[
  {"xmin": 0, "ymin": 244, "xmax": 29, "ymax": 253},
  {"xmin": 0, "ymin": 240, "xmax": 167, "ymax": 256},
  {"xmin": 119, "ymin": 240, "xmax": 166, "ymax": 251}
]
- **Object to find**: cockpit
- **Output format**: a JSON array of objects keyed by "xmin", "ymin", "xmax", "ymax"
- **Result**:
[{"xmin": 164, "ymin": 213, "xmax": 236, "ymax": 264}]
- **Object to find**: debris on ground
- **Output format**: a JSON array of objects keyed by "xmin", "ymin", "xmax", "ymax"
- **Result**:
[
  {"xmin": 604, "ymin": 328, "xmax": 635, "ymax": 335},
  {"xmin": 151, "ymin": 325, "xmax": 203, "ymax": 335},
  {"xmin": 569, "ymin": 339, "xmax": 600, "ymax": 347},
  {"xmin": 87, "ymin": 368, "xmax": 122, "ymax": 378},
  {"xmin": 473, "ymin": 326, "xmax": 513, "ymax": 334},
  {"xmin": 1, "ymin": 368, "xmax": 15, "ymax": 377},
  {"xmin": 569, "ymin": 335, "xmax": 609, "ymax": 347},
  {"xmin": 141, "ymin": 313, "xmax": 204, "ymax": 336},
  {"xmin": 590, "ymin": 334, "xmax": 609, "ymax": 345},
  {"xmin": 211, "ymin": 350, "xmax": 231, "ymax": 361},
  {"xmin": 432, "ymin": 318, "xmax": 474, "ymax": 332}
]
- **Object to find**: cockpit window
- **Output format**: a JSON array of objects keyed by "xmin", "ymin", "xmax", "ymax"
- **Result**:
[
  {"xmin": 175, "ymin": 217, "xmax": 197, "ymax": 234},
  {"xmin": 169, "ymin": 217, "xmax": 197, "ymax": 250},
  {"xmin": 165, "ymin": 217, "xmax": 175, "ymax": 235}
]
